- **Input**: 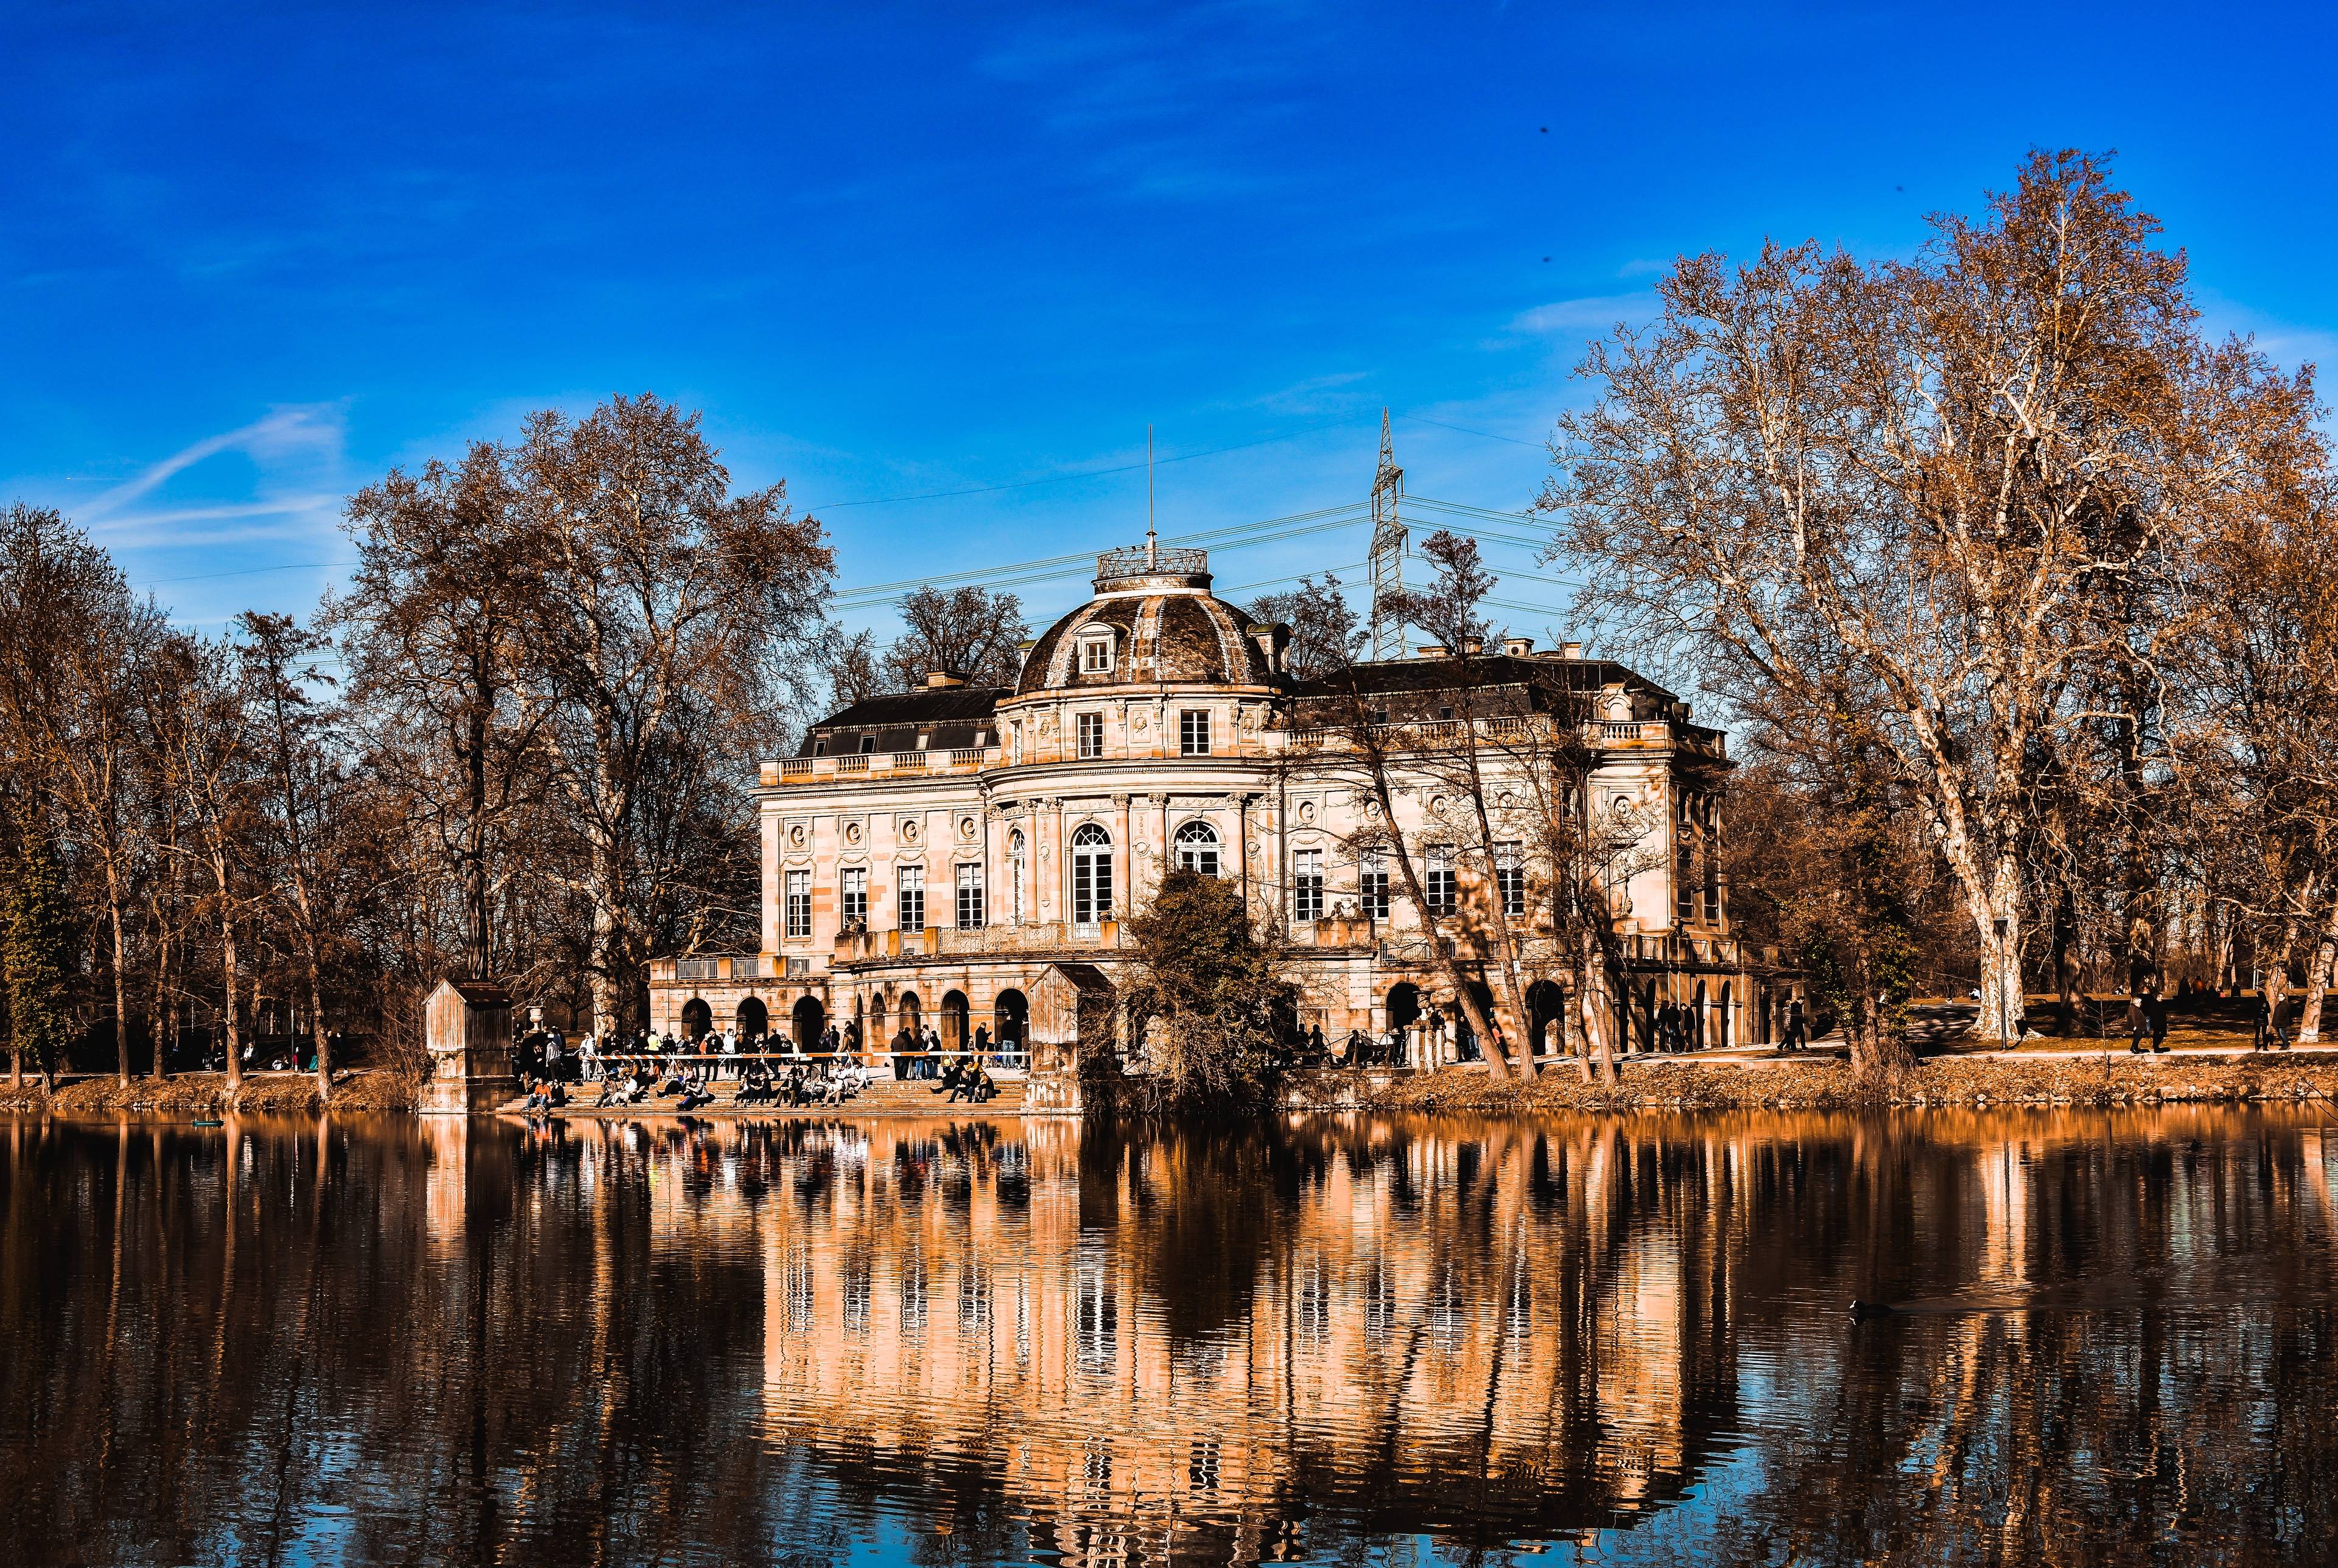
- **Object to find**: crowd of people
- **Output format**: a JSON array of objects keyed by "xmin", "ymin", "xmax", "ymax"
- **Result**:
[{"xmin": 505, "ymin": 1016, "xmax": 1014, "ymax": 1117}]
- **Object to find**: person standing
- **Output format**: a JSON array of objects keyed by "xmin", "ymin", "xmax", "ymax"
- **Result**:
[
  {"xmin": 2148, "ymin": 987, "xmax": 2170, "ymax": 1054},
  {"xmin": 1783, "ymin": 997, "xmax": 1806, "ymax": 1053},
  {"xmin": 2127, "ymin": 990, "xmax": 2149, "ymax": 1054}
]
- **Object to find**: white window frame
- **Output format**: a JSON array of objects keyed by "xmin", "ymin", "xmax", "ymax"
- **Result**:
[
  {"xmin": 898, "ymin": 864, "xmax": 925, "ymax": 933},
  {"xmin": 956, "ymin": 863, "xmax": 985, "ymax": 930},
  {"xmin": 1070, "ymin": 824, "xmax": 1114, "ymax": 927},
  {"xmin": 1180, "ymin": 709, "xmax": 1212, "ymax": 756},
  {"xmin": 1293, "ymin": 849, "xmax": 1323, "ymax": 924},
  {"xmin": 1425, "ymin": 845, "xmax": 1456, "ymax": 917},
  {"xmin": 1359, "ymin": 852, "xmax": 1390, "ymax": 922},
  {"xmin": 1174, "ymin": 820, "xmax": 1221, "ymax": 878},
  {"xmin": 1495, "ymin": 841, "xmax": 1525, "ymax": 919},
  {"xmin": 1076, "ymin": 711, "xmax": 1104, "ymax": 759},
  {"xmin": 841, "ymin": 866, "xmax": 868, "ymax": 926},
  {"xmin": 784, "ymin": 869, "xmax": 811, "ymax": 939},
  {"xmin": 1079, "ymin": 635, "xmax": 1114, "ymax": 674}
]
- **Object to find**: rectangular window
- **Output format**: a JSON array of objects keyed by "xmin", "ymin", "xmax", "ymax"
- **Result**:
[
  {"xmin": 1704, "ymin": 835, "xmax": 1721, "ymax": 925},
  {"xmin": 1081, "ymin": 638, "xmax": 1112, "ymax": 673},
  {"xmin": 1495, "ymin": 841, "xmax": 1525, "ymax": 919},
  {"xmin": 1293, "ymin": 849, "xmax": 1324, "ymax": 924},
  {"xmin": 841, "ymin": 866, "xmax": 867, "ymax": 926},
  {"xmin": 1077, "ymin": 712, "xmax": 1104, "ymax": 758},
  {"xmin": 784, "ymin": 870, "xmax": 811, "ymax": 939},
  {"xmin": 956, "ymin": 864, "xmax": 984, "ymax": 929},
  {"xmin": 1426, "ymin": 847, "xmax": 1456, "ymax": 917},
  {"xmin": 1180, "ymin": 709, "xmax": 1212, "ymax": 756},
  {"xmin": 859, "ymin": 735, "xmax": 877, "ymax": 754},
  {"xmin": 1676, "ymin": 836, "xmax": 1695, "ymax": 922},
  {"xmin": 897, "ymin": 864, "xmax": 925, "ymax": 933},
  {"xmin": 1360, "ymin": 853, "xmax": 1390, "ymax": 922}
]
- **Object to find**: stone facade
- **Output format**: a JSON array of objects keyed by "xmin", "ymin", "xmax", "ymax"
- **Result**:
[{"xmin": 648, "ymin": 542, "xmax": 1789, "ymax": 1066}]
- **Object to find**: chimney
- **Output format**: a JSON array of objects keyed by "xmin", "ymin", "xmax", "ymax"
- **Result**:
[
  {"xmin": 1561, "ymin": 640, "xmax": 1584, "ymax": 660},
  {"xmin": 1245, "ymin": 622, "xmax": 1290, "ymax": 675},
  {"xmin": 1462, "ymin": 636, "xmax": 1484, "ymax": 656},
  {"xmin": 1416, "ymin": 642, "xmax": 1450, "ymax": 659},
  {"xmin": 1503, "ymin": 636, "xmax": 1533, "ymax": 657},
  {"xmin": 925, "ymin": 668, "xmax": 967, "ymax": 688}
]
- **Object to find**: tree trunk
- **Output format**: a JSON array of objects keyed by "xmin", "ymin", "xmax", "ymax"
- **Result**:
[
  {"xmin": 220, "ymin": 905, "xmax": 243, "ymax": 1092},
  {"xmin": 1974, "ymin": 859, "xmax": 2025, "ymax": 1043},
  {"xmin": 304, "ymin": 936, "xmax": 332, "ymax": 1102},
  {"xmin": 2297, "ymin": 891, "xmax": 2338, "ymax": 1044},
  {"xmin": 107, "ymin": 888, "xmax": 130, "ymax": 1087}
]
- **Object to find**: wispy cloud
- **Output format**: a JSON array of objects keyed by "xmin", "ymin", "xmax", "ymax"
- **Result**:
[
  {"xmin": 1508, "ymin": 292, "xmax": 1659, "ymax": 338},
  {"xmin": 83, "ymin": 405, "xmax": 343, "ymax": 519}
]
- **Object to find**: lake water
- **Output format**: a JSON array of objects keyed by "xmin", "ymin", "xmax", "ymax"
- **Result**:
[{"xmin": 4, "ymin": 1108, "xmax": 2334, "ymax": 1566}]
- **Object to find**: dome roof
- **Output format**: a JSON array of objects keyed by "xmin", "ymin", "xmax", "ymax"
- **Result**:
[{"xmin": 1013, "ymin": 546, "xmax": 1276, "ymax": 696}]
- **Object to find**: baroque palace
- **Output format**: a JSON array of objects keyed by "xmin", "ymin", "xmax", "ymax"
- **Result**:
[{"xmin": 647, "ymin": 536, "xmax": 1783, "ymax": 1075}]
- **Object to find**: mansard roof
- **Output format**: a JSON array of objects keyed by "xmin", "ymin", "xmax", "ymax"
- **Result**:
[
  {"xmin": 1291, "ymin": 653, "xmax": 1689, "ymax": 721},
  {"xmin": 799, "ymin": 685, "xmax": 1005, "ymax": 757}
]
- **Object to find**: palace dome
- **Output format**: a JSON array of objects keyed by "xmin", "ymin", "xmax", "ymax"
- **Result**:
[{"xmin": 1013, "ymin": 544, "xmax": 1279, "ymax": 697}]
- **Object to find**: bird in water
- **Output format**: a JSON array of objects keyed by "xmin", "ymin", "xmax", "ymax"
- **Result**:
[{"xmin": 1848, "ymin": 1298, "xmax": 1895, "ymax": 1321}]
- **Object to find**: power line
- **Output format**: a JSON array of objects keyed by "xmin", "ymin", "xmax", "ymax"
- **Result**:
[
  {"xmin": 801, "ymin": 417, "xmax": 1360, "ymax": 511},
  {"xmin": 1395, "ymin": 412, "xmax": 1548, "ymax": 449}
]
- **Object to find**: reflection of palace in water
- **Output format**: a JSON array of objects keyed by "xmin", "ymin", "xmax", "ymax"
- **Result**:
[
  {"xmin": 16, "ymin": 1110, "xmax": 2338, "ymax": 1565},
  {"xmin": 556, "ymin": 1114, "xmax": 1757, "ymax": 1552},
  {"xmin": 406, "ymin": 1108, "xmax": 2338, "ymax": 1563}
]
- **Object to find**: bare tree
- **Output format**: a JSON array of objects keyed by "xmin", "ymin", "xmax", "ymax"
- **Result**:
[
  {"xmin": 1251, "ymin": 573, "xmax": 1365, "ymax": 681},
  {"xmin": 507, "ymin": 395, "xmax": 834, "ymax": 1037},
  {"xmin": 1546, "ymin": 150, "xmax": 2317, "ymax": 1043},
  {"xmin": 335, "ymin": 441, "xmax": 548, "ymax": 980},
  {"xmin": 0, "ymin": 506, "xmax": 164, "ymax": 1082},
  {"xmin": 237, "ymin": 612, "xmax": 346, "ymax": 1098},
  {"xmin": 880, "ymin": 584, "xmax": 1027, "ymax": 690}
]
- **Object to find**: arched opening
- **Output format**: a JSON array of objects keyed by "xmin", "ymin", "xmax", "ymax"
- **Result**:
[
  {"xmin": 680, "ymin": 998, "xmax": 713, "ymax": 1041},
  {"xmin": 1693, "ymin": 980, "xmax": 1708, "ymax": 1051},
  {"xmin": 1174, "ymin": 820, "xmax": 1221, "ymax": 877},
  {"xmin": 1461, "ymin": 981, "xmax": 1497, "ymax": 1063},
  {"xmin": 1525, "ymin": 980, "xmax": 1565, "ymax": 1059},
  {"xmin": 1071, "ymin": 823, "xmax": 1114, "ymax": 927},
  {"xmin": 792, "ymin": 995, "xmax": 825, "ymax": 1049},
  {"xmin": 1006, "ymin": 830, "xmax": 1027, "ymax": 923},
  {"xmin": 865, "ymin": 993, "xmax": 886, "ymax": 1049},
  {"xmin": 896, "ymin": 990, "xmax": 923, "ymax": 1040},
  {"xmin": 1719, "ymin": 981, "xmax": 1732, "ymax": 1050},
  {"xmin": 994, "ymin": 988, "xmax": 1028, "ymax": 1050},
  {"xmin": 1385, "ymin": 982, "xmax": 1421, "ymax": 1068},
  {"xmin": 941, "ymin": 989, "xmax": 971, "ymax": 1050},
  {"xmin": 1642, "ymin": 979, "xmax": 1660, "ymax": 1054},
  {"xmin": 736, "ymin": 996, "xmax": 769, "ymax": 1041}
]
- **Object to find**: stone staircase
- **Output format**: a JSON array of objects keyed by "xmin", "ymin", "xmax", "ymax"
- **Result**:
[{"xmin": 508, "ymin": 1072, "xmax": 1028, "ymax": 1116}]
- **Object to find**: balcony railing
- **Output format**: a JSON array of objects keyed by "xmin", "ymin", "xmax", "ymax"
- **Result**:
[
  {"xmin": 766, "ymin": 746, "xmax": 1002, "ymax": 787},
  {"xmin": 1287, "ymin": 716, "xmax": 1725, "ymax": 759},
  {"xmin": 661, "ymin": 954, "xmax": 773, "ymax": 984}
]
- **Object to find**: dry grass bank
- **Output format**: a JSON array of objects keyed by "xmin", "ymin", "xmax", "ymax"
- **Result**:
[
  {"xmin": 0, "ymin": 1068, "xmax": 420, "ymax": 1116},
  {"xmin": 1353, "ymin": 1052, "xmax": 2338, "ymax": 1116}
]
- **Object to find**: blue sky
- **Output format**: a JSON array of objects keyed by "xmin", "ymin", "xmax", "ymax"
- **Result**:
[{"xmin": 4, "ymin": 1, "xmax": 2333, "ymax": 647}]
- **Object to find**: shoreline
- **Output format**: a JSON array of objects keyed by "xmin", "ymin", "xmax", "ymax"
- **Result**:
[
  {"xmin": 1344, "ymin": 1051, "xmax": 2338, "ymax": 1115},
  {"xmin": 9, "ymin": 1050, "xmax": 2337, "ymax": 1120}
]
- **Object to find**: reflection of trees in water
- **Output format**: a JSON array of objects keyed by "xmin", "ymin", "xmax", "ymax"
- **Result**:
[{"xmin": 3, "ymin": 1113, "xmax": 2337, "ymax": 1564}]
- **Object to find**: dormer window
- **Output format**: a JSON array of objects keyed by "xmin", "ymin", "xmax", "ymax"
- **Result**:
[
  {"xmin": 1079, "ymin": 629, "xmax": 1115, "ymax": 674},
  {"xmin": 859, "ymin": 735, "xmax": 877, "ymax": 754}
]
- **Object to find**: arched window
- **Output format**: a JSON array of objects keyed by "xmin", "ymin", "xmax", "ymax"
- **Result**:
[
  {"xmin": 1174, "ymin": 820, "xmax": 1221, "ymax": 878},
  {"xmin": 1006, "ymin": 830, "xmax": 1027, "ymax": 923},
  {"xmin": 1071, "ymin": 823, "xmax": 1114, "ymax": 927}
]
